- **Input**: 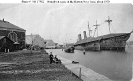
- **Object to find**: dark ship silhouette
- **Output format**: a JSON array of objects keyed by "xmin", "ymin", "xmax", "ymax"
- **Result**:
[
  {"xmin": 64, "ymin": 43, "xmax": 75, "ymax": 53},
  {"xmin": 74, "ymin": 17, "xmax": 133, "ymax": 51},
  {"xmin": 64, "ymin": 46, "xmax": 75, "ymax": 53}
]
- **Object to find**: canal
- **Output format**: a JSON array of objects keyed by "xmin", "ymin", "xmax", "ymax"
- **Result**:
[{"xmin": 46, "ymin": 46, "xmax": 133, "ymax": 81}]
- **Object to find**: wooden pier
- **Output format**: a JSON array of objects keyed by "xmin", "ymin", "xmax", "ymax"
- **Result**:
[{"xmin": 46, "ymin": 51, "xmax": 112, "ymax": 81}]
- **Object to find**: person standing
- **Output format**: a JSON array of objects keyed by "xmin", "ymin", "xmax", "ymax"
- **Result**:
[
  {"xmin": 49, "ymin": 52, "xmax": 53, "ymax": 64},
  {"xmin": 83, "ymin": 49, "xmax": 85, "ymax": 54}
]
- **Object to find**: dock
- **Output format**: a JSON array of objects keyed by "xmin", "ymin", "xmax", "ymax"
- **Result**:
[{"xmin": 46, "ymin": 51, "xmax": 112, "ymax": 81}]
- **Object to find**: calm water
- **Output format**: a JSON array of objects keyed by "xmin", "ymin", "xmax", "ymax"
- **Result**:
[{"xmin": 46, "ymin": 46, "xmax": 133, "ymax": 81}]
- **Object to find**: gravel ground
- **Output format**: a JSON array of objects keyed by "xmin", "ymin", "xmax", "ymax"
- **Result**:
[{"xmin": 0, "ymin": 50, "xmax": 82, "ymax": 81}]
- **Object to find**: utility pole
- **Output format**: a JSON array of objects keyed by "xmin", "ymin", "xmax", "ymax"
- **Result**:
[
  {"xmin": 93, "ymin": 20, "xmax": 100, "ymax": 37},
  {"xmin": 105, "ymin": 16, "xmax": 112, "ymax": 33}
]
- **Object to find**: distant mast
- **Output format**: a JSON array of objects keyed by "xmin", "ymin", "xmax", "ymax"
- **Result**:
[
  {"xmin": 88, "ymin": 22, "xmax": 92, "ymax": 37},
  {"xmin": 93, "ymin": 20, "xmax": 100, "ymax": 37},
  {"xmin": 105, "ymin": 16, "xmax": 112, "ymax": 33},
  {"xmin": 88, "ymin": 22, "xmax": 90, "ymax": 37}
]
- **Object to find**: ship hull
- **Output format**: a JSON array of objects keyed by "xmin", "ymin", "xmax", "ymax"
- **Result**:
[
  {"xmin": 75, "ymin": 33, "xmax": 131, "ymax": 51},
  {"xmin": 100, "ymin": 33, "xmax": 130, "ymax": 51}
]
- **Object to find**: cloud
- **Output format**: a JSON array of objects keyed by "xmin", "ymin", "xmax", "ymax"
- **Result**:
[
  {"xmin": 44, "ymin": 4, "xmax": 69, "ymax": 26},
  {"xmin": 41, "ymin": 4, "xmax": 69, "ymax": 42}
]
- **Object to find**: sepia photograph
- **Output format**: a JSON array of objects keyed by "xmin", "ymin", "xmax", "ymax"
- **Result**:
[{"xmin": 0, "ymin": 2, "xmax": 133, "ymax": 81}]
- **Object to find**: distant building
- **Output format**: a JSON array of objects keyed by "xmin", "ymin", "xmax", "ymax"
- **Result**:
[
  {"xmin": 59, "ymin": 45, "xmax": 64, "ymax": 48},
  {"xmin": 65, "ymin": 43, "xmax": 74, "ymax": 47},
  {"xmin": 0, "ymin": 19, "xmax": 26, "ymax": 51},
  {"xmin": 45, "ymin": 40, "xmax": 56, "ymax": 49},
  {"xmin": 26, "ymin": 34, "xmax": 45, "ymax": 48},
  {"xmin": 57, "ymin": 45, "xmax": 64, "ymax": 49}
]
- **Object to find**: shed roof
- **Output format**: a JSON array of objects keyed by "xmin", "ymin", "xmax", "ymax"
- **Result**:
[
  {"xmin": 0, "ymin": 36, "xmax": 5, "ymax": 40},
  {"xmin": 0, "ymin": 36, "xmax": 14, "ymax": 43}
]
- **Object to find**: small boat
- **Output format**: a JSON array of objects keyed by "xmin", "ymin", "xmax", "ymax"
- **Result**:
[{"xmin": 64, "ymin": 46, "xmax": 75, "ymax": 53}]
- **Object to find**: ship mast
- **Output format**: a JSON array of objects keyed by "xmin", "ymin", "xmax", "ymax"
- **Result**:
[
  {"xmin": 105, "ymin": 16, "xmax": 112, "ymax": 33},
  {"xmin": 88, "ymin": 22, "xmax": 90, "ymax": 37},
  {"xmin": 88, "ymin": 22, "xmax": 92, "ymax": 37},
  {"xmin": 89, "ymin": 29, "xmax": 92, "ymax": 37},
  {"xmin": 93, "ymin": 20, "xmax": 100, "ymax": 37}
]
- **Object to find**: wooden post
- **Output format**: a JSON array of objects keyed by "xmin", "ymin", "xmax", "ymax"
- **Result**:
[
  {"xmin": 132, "ymin": 62, "xmax": 133, "ymax": 81},
  {"xmin": 79, "ymin": 68, "xmax": 81, "ymax": 79},
  {"xmin": 71, "ymin": 70, "xmax": 72, "ymax": 75}
]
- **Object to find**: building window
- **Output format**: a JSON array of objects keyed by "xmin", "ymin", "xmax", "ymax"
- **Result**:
[{"xmin": 8, "ymin": 32, "xmax": 18, "ymax": 42}]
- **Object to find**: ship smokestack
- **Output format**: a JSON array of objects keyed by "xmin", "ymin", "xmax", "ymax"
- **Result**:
[
  {"xmin": 83, "ymin": 31, "xmax": 87, "ymax": 39},
  {"xmin": 78, "ymin": 34, "xmax": 82, "ymax": 41}
]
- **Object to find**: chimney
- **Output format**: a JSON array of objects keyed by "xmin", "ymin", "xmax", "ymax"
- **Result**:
[
  {"xmin": 83, "ymin": 31, "xmax": 87, "ymax": 39},
  {"xmin": 78, "ymin": 34, "xmax": 82, "ymax": 41}
]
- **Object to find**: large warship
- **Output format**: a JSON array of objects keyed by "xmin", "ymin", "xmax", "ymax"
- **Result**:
[{"xmin": 74, "ymin": 17, "xmax": 133, "ymax": 51}]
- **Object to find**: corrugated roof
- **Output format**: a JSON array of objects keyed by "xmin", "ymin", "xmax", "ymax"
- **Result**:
[
  {"xmin": 0, "ymin": 20, "xmax": 25, "ymax": 31},
  {"xmin": 75, "ymin": 33, "xmax": 130, "ymax": 45}
]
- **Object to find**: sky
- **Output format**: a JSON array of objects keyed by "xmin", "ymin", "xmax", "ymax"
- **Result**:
[{"xmin": 0, "ymin": 3, "xmax": 133, "ymax": 44}]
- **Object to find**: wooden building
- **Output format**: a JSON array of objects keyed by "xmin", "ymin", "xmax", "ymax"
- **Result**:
[{"xmin": 0, "ymin": 19, "xmax": 26, "ymax": 51}]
